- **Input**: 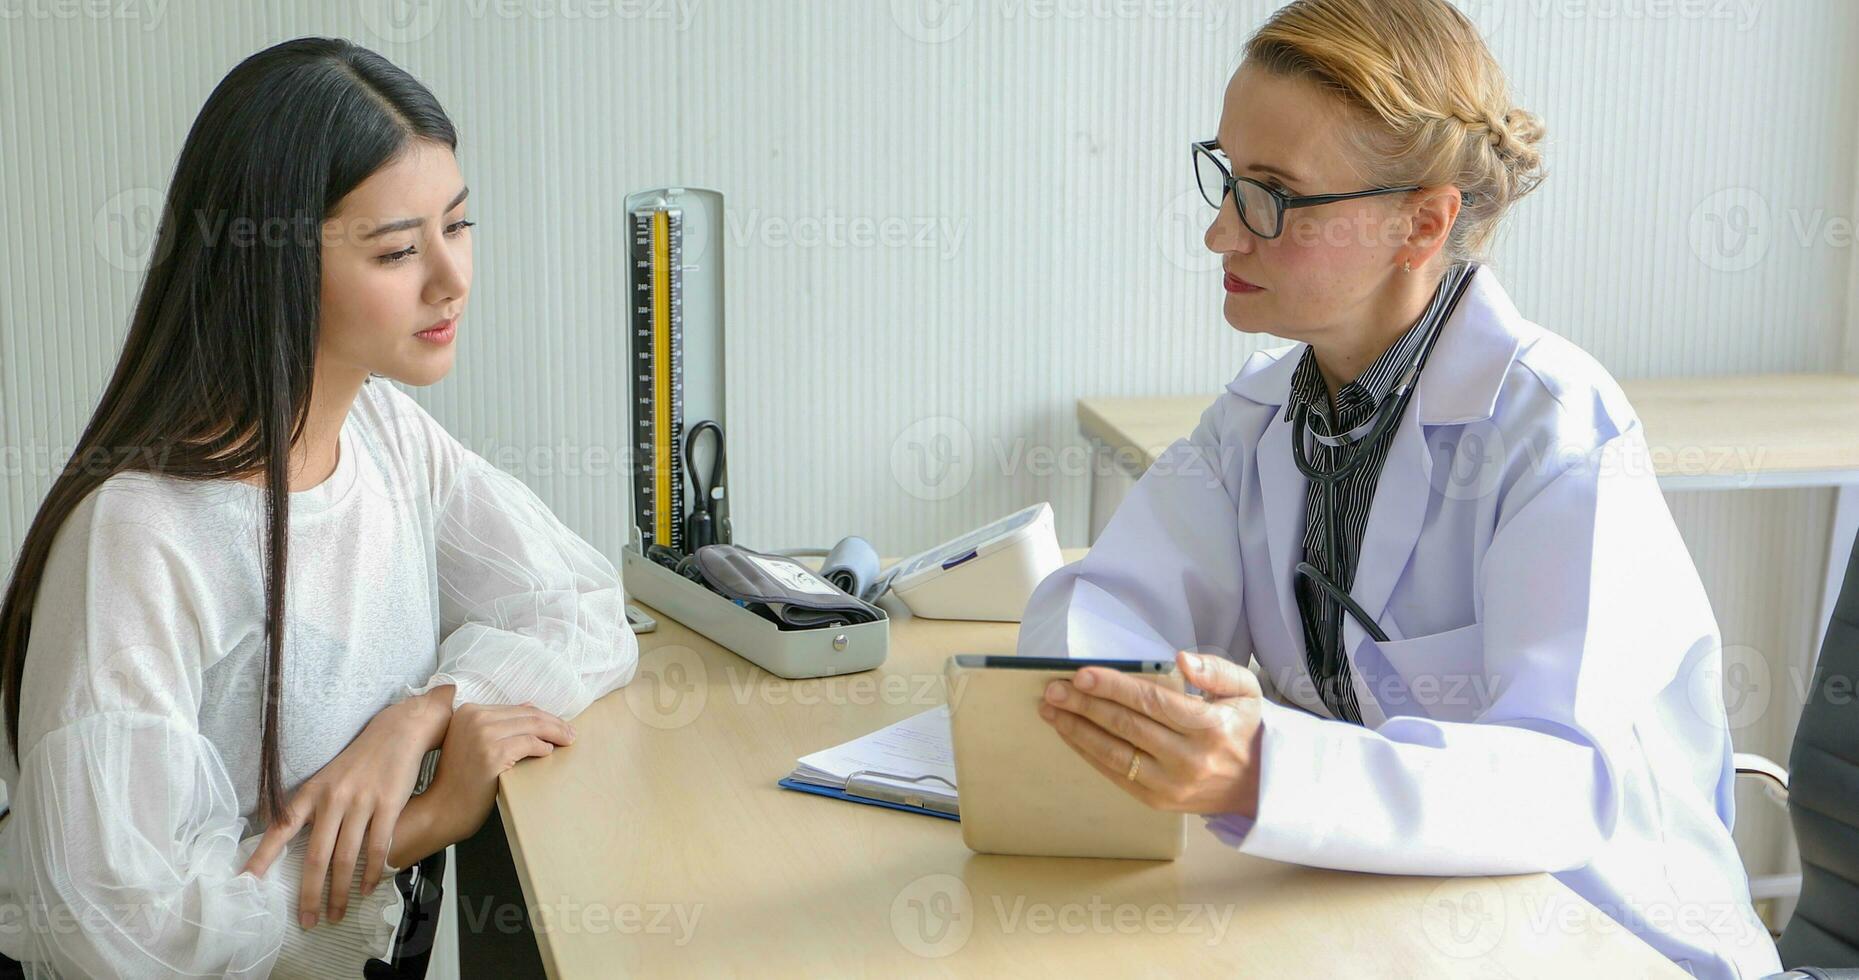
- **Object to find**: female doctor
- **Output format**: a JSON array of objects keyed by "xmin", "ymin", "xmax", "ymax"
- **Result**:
[{"xmin": 1019, "ymin": 1, "xmax": 1781, "ymax": 977}]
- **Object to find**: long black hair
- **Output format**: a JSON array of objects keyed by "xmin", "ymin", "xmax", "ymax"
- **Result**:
[{"xmin": 1, "ymin": 37, "xmax": 458, "ymax": 824}]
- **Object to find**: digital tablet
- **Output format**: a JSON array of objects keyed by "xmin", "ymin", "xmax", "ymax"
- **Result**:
[{"xmin": 944, "ymin": 654, "xmax": 1185, "ymax": 860}]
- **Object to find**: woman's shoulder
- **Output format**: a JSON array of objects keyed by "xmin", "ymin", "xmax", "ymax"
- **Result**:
[
  {"xmin": 34, "ymin": 471, "xmax": 253, "ymax": 611},
  {"xmin": 1470, "ymin": 318, "xmax": 1663, "ymax": 513},
  {"xmin": 75, "ymin": 470, "xmax": 255, "ymax": 544},
  {"xmin": 1499, "ymin": 320, "xmax": 1639, "ymax": 447}
]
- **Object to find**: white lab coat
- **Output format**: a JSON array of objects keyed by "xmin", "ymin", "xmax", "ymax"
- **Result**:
[{"xmin": 1018, "ymin": 266, "xmax": 1782, "ymax": 979}]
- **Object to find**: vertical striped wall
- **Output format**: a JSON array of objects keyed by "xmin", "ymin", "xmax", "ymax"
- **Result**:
[{"xmin": 2, "ymin": 0, "xmax": 1854, "ymax": 894}]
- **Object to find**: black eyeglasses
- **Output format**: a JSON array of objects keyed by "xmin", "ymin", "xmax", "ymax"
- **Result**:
[{"xmin": 1193, "ymin": 140, "xmax": 1464, "ymax": 240}]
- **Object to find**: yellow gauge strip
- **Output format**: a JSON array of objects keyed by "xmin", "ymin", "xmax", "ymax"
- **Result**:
[{"xmin": 651, "ymin": 209, "xmax": 672, "ymax": 546}]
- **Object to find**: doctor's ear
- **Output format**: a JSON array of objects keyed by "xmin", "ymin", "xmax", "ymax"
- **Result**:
[{"xmin": 1397, "ymin": 186, "xmax": 1462, "ymax": 271}]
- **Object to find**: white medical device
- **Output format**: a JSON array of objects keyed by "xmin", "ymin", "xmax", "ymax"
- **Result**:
[{"xmin": 886, "ymin": 502, "xmax": 1065, "ymax": 622}]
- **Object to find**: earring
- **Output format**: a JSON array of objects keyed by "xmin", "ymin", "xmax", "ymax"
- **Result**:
[{"xmin": 1403, "ymin": 259, "xmax": 1413, "ymax": 273}]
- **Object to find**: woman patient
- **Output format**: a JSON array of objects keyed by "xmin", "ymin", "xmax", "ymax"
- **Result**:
[{"xmin": 0, "ymin": 37, "xmax": 638, "ymax": 978}]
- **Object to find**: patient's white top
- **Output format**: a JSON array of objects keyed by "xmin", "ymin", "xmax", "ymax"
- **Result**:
[{"xmin": 0, "ymin": 377, "xmax": 640, "ymax": 977}]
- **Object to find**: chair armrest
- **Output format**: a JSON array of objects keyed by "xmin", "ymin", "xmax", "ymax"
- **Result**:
[{"xmin": 1735, "ymin": 752, "xmax": 1789, "ymax": 804}]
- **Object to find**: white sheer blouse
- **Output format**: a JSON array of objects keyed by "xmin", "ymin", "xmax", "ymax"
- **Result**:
[{"xmin": 0, "ymin": 378, "xmax": 639, "ymax": 977}]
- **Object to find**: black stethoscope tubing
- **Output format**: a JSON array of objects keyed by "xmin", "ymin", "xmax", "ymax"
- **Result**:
[{"xmin": 1289, "ymin": 264, "xmax": 1479, "ymax": 690}]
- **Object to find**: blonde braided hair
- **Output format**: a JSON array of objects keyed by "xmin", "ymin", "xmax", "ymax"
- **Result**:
[{"xmin": 1244, "ymin": 0, "xmax": 1547, "ymax": 263}]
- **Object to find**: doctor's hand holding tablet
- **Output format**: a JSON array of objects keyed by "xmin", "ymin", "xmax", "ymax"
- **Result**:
[
  {"xmin": 1007, "ymin": 1, "xmax": 1784, "ymax": 978},
  {"xmin": 1036, "ymin": 652, "xmax": 1265, "ymax": 822},
  {"xmin": 948, "ymin": 653, "xmax": 1260, "ymax": 861}
]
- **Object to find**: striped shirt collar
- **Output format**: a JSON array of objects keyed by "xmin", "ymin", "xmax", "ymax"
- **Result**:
[{"xmin": 1282, "ymin": 260, "xmax": 1475, "ymax": 429}]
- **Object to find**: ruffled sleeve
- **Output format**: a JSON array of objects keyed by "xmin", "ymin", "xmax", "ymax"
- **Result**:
[
  {"xmin": 394, "ymin": 389, "xmax": 639, "ymax": 719},
  {"xmin": 0, "ymin": 509, "xmax": 288, "ymax": 977}
]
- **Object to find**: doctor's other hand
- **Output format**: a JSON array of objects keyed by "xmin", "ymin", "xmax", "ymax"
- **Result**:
[
  {"xmin": 1038, "ymin": 651, "xmax": 1264, "ymax": 820},
  {"xmin": 388, "ymin": 702, "xmax": 576, "ymax": 871}
]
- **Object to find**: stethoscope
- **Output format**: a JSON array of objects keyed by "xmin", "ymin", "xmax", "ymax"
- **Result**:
[
  {"xmin": 643, "ymin": 419, "xmax": 732, "ymax": 583},
  {"xmin": 683, "ymin": 419, "xmax": 732, "ymax": 551},
  {"xmin": 1289, "ymin": 263, "xmax": 1478, "ymax": 709}
]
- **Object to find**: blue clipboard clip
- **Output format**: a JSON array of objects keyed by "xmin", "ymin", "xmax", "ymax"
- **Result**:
[{"xmin": 778, "ymin": 768, "xmax": 959, "ymax": 821}]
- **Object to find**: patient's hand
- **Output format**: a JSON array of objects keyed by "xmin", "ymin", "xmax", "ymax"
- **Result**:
[
  {"xmin": 240, "ymin": 686, "xmax": 454, "ymax": 929},
  {"xmin": 398, "ymin": 702, "xmax": 576, "ymax": 859},
  {"xmin": 1038, "ymin": 651, "xmax": 1264, "ymax": 819}
]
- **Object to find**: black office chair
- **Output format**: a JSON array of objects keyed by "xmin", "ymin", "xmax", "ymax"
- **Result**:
[
  {"xmin": 365, "ymin": 848, "xmax": 447, "ymax": 980},
  {"xmin": 363, "ymin": 749, "xmax": 456, "ymax": 980},
  {"xmin": 1743, "ymin": 526, "xmax": 1859, "ymax": 980}
]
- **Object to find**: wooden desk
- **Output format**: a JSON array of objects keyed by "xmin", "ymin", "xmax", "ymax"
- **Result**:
[
  {"xmin": 497, "ymin": 566, "xmax": 1683, "ymax": 977},
  {"xmin": 1078, "ymin": 373, "xmax": 1859, "ymax": 652}
]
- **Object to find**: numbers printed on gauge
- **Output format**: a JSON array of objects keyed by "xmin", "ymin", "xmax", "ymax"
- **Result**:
[{"xmin": 630, "ymin": 205, "xmax": 688, "ymax": 553}]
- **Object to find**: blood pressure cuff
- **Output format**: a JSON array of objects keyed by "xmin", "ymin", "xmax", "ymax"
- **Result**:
[
  {"xmin": 692, "ymin": 545, "xmax": 882, "ymax": 630},
  {"xmin": 820, "ymin": 535, "xmax": 885, "ymax": 603}
]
